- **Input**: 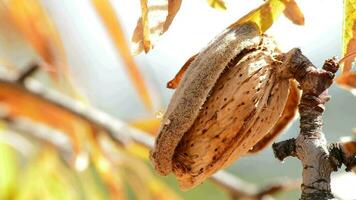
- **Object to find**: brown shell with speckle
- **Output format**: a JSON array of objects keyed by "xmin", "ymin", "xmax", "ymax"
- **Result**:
[{"xmin": 151, "ymin": 23, "xmax": 300, "ymax": 190}]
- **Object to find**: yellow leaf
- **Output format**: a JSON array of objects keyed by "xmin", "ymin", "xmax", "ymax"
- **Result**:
[
  {"xmin": 129, "ymin": 118, "xmax": 161, "ymax": 135},
  {"xmin": 207, "ymin": 0, "xmax": 227, "ymax": 10},
  {"xmin": 342, "ymin": 0, "xmax": 356, "ymax": 73},
  {"xmin": 131, "ymin": 0, "xmax": 182, "ymax": 54},
  {"xmin": 0, "ymin": 143, "xmax": 18, "ymax": 199},
  {"xmin": 229, "ymin": 0, "xmax": 286, "ymax": 33},
  {"xmin": 91, "ymin": 0, "xmax": 153, "ymax": 110},
  {"xmin": 230, "ymin": 0, "xmax": 304, "ymax": 33},
  {"xmin": 282, "ymin": 0, "xmax": 304, "ymax": 25}
]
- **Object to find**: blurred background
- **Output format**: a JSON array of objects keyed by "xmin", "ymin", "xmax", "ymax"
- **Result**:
[{"xmin": 0, "ymin": 0, "xmax": 355, "ymax": 200}]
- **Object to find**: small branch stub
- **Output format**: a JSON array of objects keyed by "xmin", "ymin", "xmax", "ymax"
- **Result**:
[{"xmin": 272, "ymin": 49, "xmax": 352, "ymax": 200}]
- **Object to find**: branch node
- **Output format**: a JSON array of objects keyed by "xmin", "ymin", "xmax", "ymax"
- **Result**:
[{"xmin": 272, "ymin": 138, "xmax": 296, "ymax": 161}]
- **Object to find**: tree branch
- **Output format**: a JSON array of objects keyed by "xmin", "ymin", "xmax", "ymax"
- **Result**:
[
  {"xmin": 16, "ymin": 63, "xmax": 40, "ymax": 84},
  {"xmin": 0, "ymin": 72, "xmax": 298, "ymax": 199},
  {"xmin": 273, "ymin": 49, "xmax": 355, "ymax": 200}
]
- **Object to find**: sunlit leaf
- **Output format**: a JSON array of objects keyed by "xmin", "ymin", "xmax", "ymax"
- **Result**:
[
  {"xmin": 127, "ymin": 143, "xmax": 150, "ymax": 160},
  {"xmin": 119, "ymin": 151, "xmax": 182, "ymax": 200},
  {"xmin": 0, "ymin": 81, "xmax": 95, "ymax": 152},
  {"xmin": 336, "ymin": 72, "xmax": 356, "ymax": 95},
  {"xmin": 129, "ymin": 118, "xmax": 161, "ymax": 135},
  {"xmin": 16, "ymin": 147, "xmax": 80, "ymax": 200},
  {"xmin": 207, "ymin": 0, "xmax": 227, "ymax": 10},
  {"xmin": 131, "ymin": 0, "xmax": 182, "ymax": 54},
  {"xmin": 342, "ymin": 0, "xmax": 356, "ymax": 73},
  {"xmin": 101, "ymin": 136, "xmax": 181, "ymax": 200},
  {"xmin": 0, "ymin": 143, "xmax": 18, "ymax": 199},
  {"xmin": 0, "ymin": 0, "xmax": 83, "ymax": 98},
  {"xmin": 88, "ymin": 137, "xmax": 126, "ymax": 200},
  {"xmin": 91, "ymin": 0, "xmax": 153, "ymax": 111},
  {"xmin": 230, "ymin": 0, "xmax": 303, "ymax": 33},
  {"xmin": 282, "ymin": 0, "xmax": 304, "ymax": 25},
  {"xmin": 0, "ymin": 0, "xmax": 63, "ymax": 72}
]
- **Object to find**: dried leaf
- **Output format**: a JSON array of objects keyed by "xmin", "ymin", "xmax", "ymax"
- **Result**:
[
  {"xmin": 336, "ymin": 72, "xmax": 356, "ymax": 95},
  {"xmin": 164, "ymin": 0, "xmax": 182, "ymax": 32},
  {"xmin": 91, "ymin": 0, "xmax": 153, "ymax": 110},
  {"xmin": 282, "ymin": 0, "xmax": 304, "ymax": 25},
  {"xmin": 342, "ymin": 0, "xmax": 356, "ymax": 73},
  {"xmin": 336, "ymin": 72, "xmax": 356, "ymax": 88},
  {"xmin": 131, "ymin": 0, "xmax": 182, "ymax": 54},
  {"xmin": 167, "ymin": 54, "xmax": 198, "ymax": 89},
  {"xmin": 230, "ymin": 0, "xmax": 303, "ymax": 33},
  {"xmin": 0, "ymin": 0, "xmax": 82, "ymax": 98},
  {"xmin": 0, "ymin": 81, "xmax": 97, "ymax": 152},
  {"xmin": 207, "ymin": 0, "xmax": 227, "ymax": 10},
  {"xmin": 0, "ymin": 0, "xmax": 64, "ymax": 71}
]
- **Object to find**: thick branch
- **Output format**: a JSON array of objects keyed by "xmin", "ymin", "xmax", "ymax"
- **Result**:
[{"xmin": 273, "ymin": 49, "xmax": 348, "ymax": 200}]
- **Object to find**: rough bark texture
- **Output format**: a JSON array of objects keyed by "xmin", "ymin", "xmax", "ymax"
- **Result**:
[{"xmin": 272, "ymin": 49, "xmax": 355, "ymax": 200}]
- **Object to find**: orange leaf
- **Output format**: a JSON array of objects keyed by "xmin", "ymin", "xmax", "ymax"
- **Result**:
[
  {"xmin": 0, "ymin": 80, "xmax": 99, "ymax": 153},
  {"xmin": 131, "ymin": 0, "xmax": 182, "ymax": 54},
  {"xmin": 91, "ymin": 0, "xmax": 153, "ymax": 111},
  {"xmin": 282, "ymin": 0, "xmax": 304, "ymax": 25},
  {"xmin": 1, "ymin": 0, "xmax": 66, "ymax": 74},
  {"xmin": 336, "ymin": 72, "xmax": 356, "ymax": 89},
  {"xmin": 0, "ymin": 0, "xmax": 82, "ymax": 98}
]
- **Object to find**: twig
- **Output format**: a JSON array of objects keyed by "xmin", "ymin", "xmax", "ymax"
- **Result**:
[
  {"xmin": 16, "ymin": 63, "xmax": 40, "ymax": 84},
  {"xmin": 1, "ymin": 116, "xmax": 72, "ymax": 155},
  {"xmin": 212, "ymin": 171, "xmax": 300, "ymax": 200},
  {"xmin": 272, "ymin": 49, "xmax": 355, "ymax": 200},
  {"xmin": 0, "ymin": 71, "xmax": 298, "ymax": 199}
]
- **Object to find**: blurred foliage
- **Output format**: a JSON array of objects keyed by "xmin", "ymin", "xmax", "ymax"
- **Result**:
[
  {"xmin": 336, "ymin": 0, "xmax": 356, "ymax": 94},
  {"xmin": 207, "ymin": 0, "xmax": 227, "ymax": 10},
  {"xmin": 0, "ymin": 0, "xmax": 354, "ymax": 200},
  {"xmin": 91, "ymin": 0, "xmax": 153, "ymax": 110}
]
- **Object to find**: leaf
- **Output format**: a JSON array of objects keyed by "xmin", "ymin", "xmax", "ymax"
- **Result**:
[
  {"xmin": 207, "ymin": 0, "xmax": 227, "ymax": 10},
  {"xmin": 282, "ymin": 0, "xmax": 304, "ymax": 25},
  {"xmin": 229, "ymin": 0, "xmax": 303, "ymax": 33},
  {"xmin": 91, "ymin": 0, "xmax": 153, "ymax": 110},
  {"xmin": 129, "ymin": 118, "xmax": 161, "ymax": 135},
  {"xmin": 167, "ymin": 54, "xmax": 198, "ymax": 89},
  {"xmin": 342, "ymin": 0, "xmax": 356, "ymax": 73},
  {"xmin": 131, "ymin": 0, "xmax": 182, "ymax": 54},
  {"xmin": 16, "ymin": 147, "xmax": 81, "ymax": 200},
  {"xmin": 0, "ymin": 0, "xmax": 82, "ymax": 98},
  {"xmin": 0, "ymin": 81, "xmax": 96, "ymax": 152},
  {"xmin": 0, "ymin": 143, "xmax": 18, "ymax": 199},
  {"xmin": 1, "ymin": 0, "xmax": 64, "ymax": 71},
  {"xmin": 336, "ymin": 72, "xmax": 356, "ymax": 95}
]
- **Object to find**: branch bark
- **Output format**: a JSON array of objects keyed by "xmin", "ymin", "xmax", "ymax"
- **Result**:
[{"xmin": 273, "ymin": 49, "xmax": 355, "ymax": 200}]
